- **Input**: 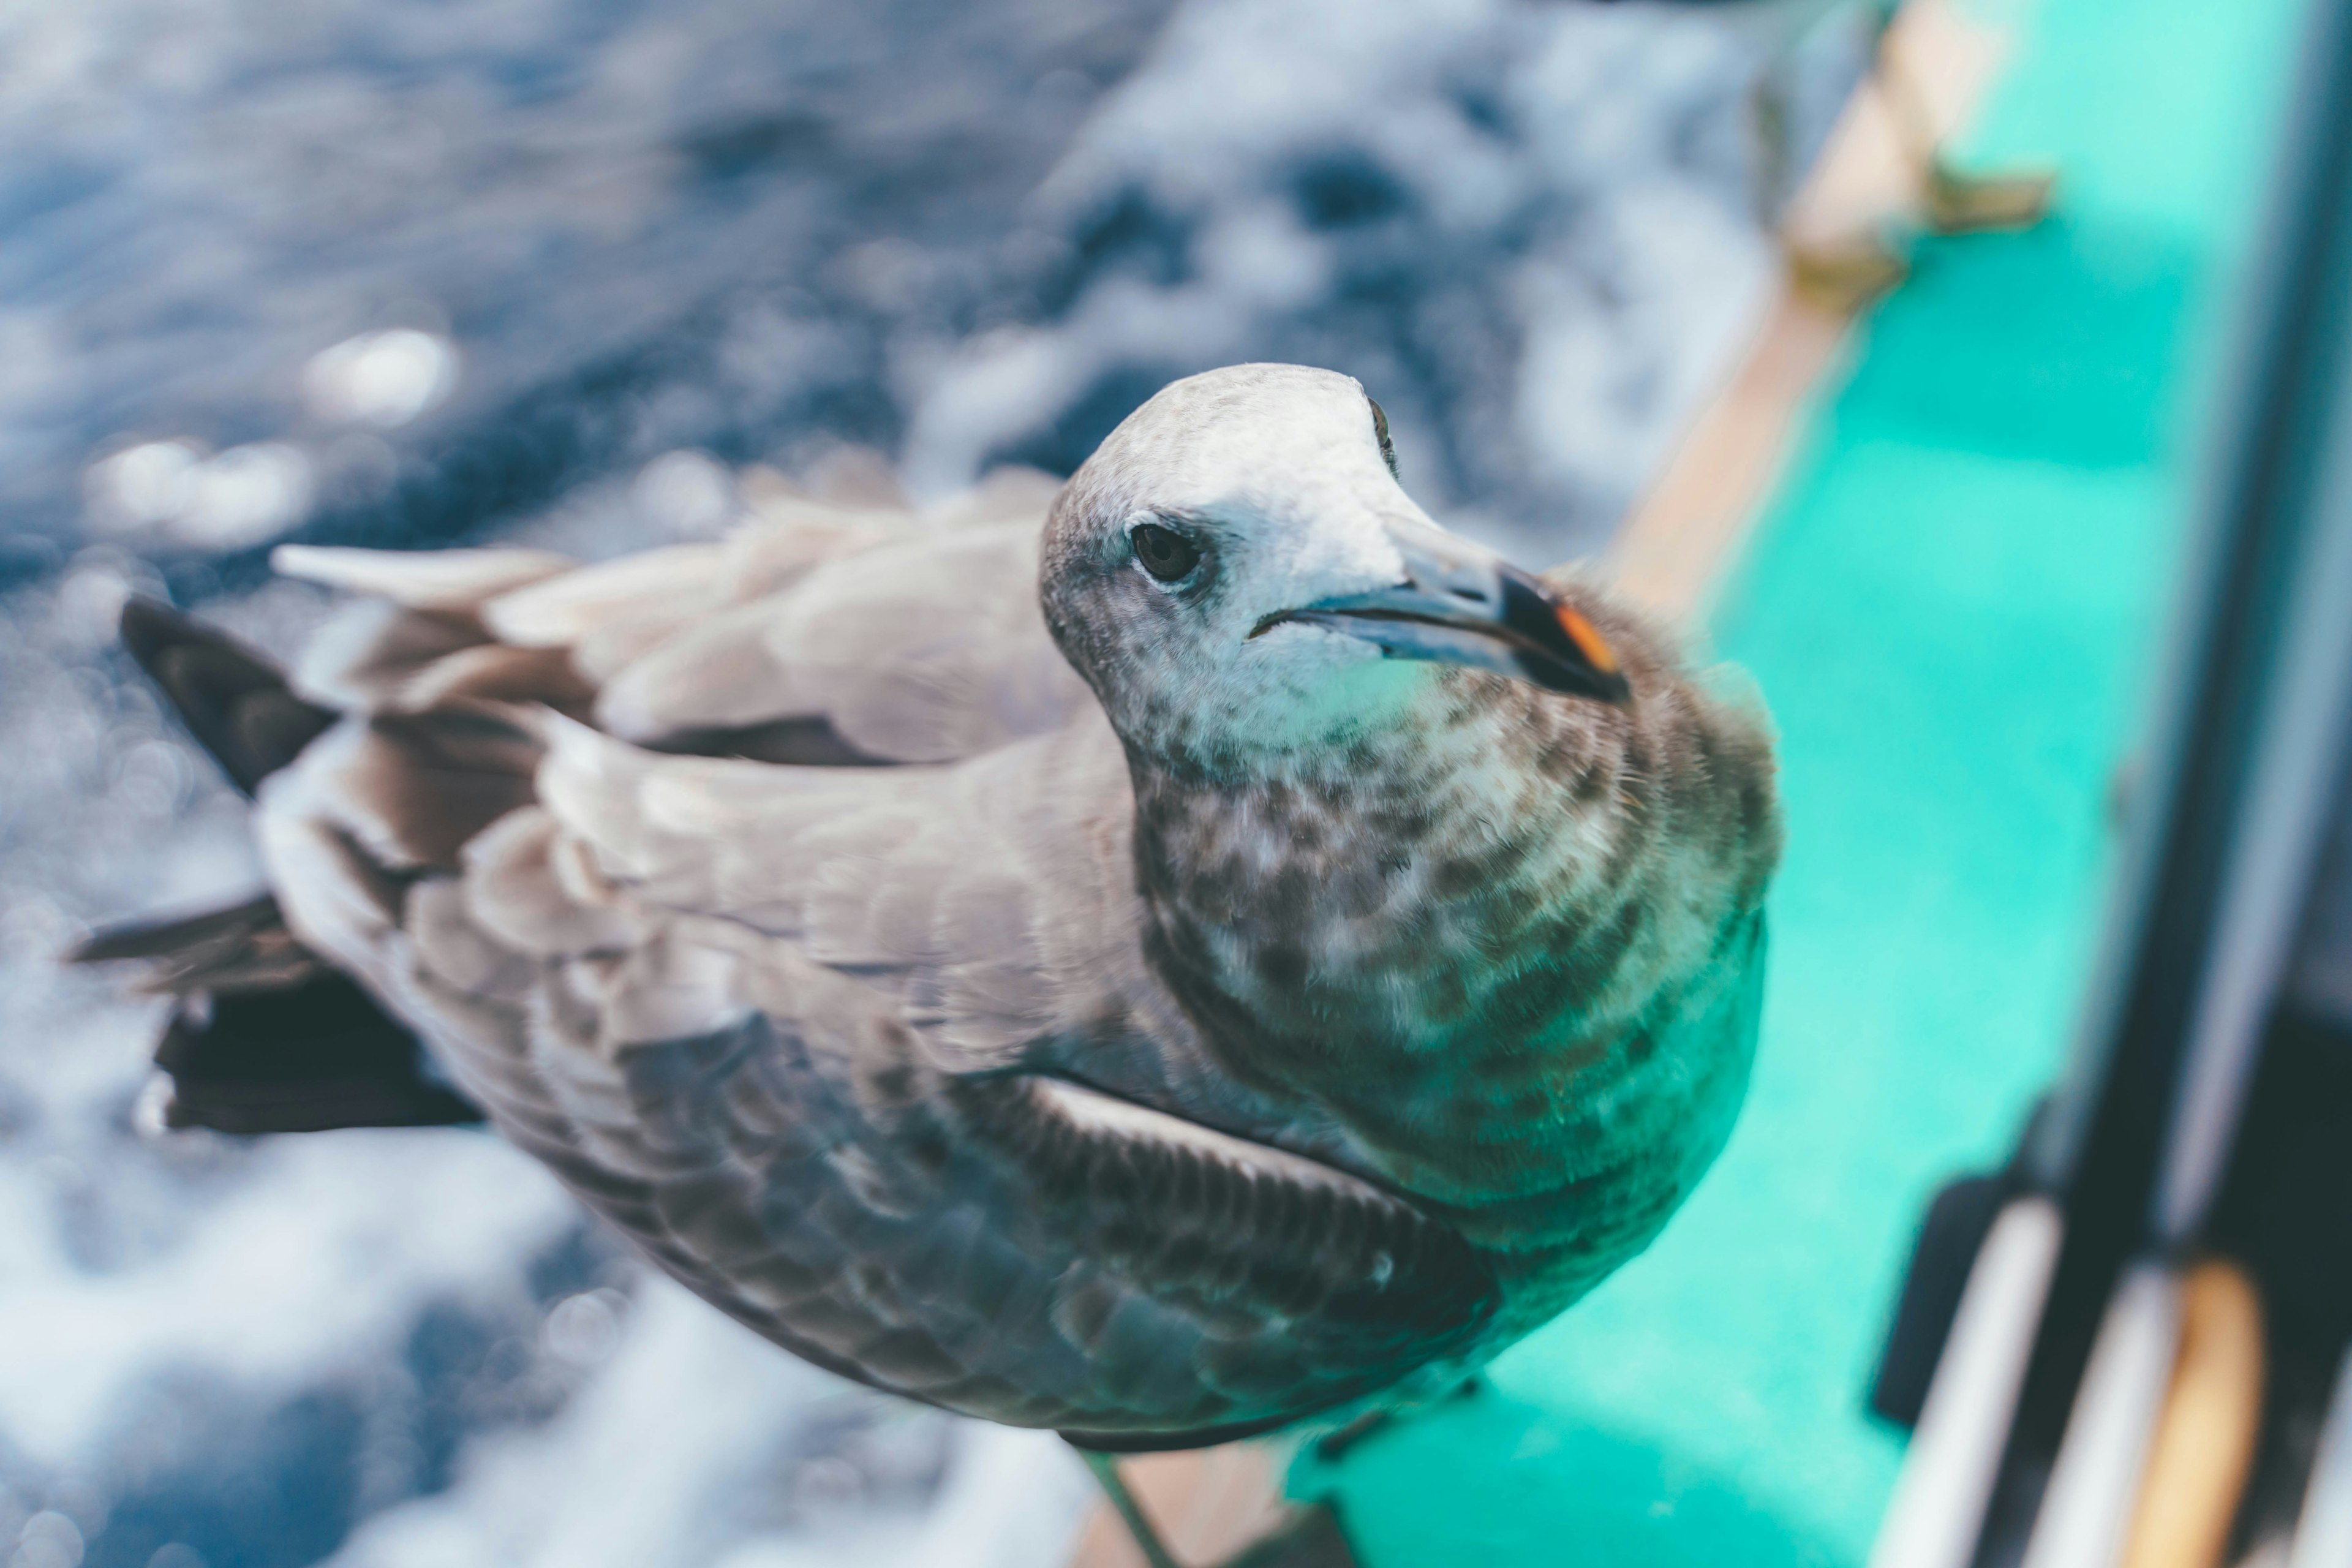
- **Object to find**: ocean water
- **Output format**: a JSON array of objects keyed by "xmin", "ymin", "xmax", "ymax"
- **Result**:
[{"xmin": 0, "ymin": 1, "xmax": 1839, "ymax": 1564}]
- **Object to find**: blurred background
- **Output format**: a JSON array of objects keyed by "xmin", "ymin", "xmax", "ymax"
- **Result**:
[{"xmin": 6, "ymin": 0, "xmax": 2327, "ymax": 1566}]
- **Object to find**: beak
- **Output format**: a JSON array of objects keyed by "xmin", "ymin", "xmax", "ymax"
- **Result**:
[{"xmin": 1259, "ymin": 520, "xmax": 1632, "ymax": 704}]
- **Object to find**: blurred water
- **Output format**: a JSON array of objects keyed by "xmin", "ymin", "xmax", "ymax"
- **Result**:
[{"xmin": 0, "ymin": 1, "xmax": 1832, "ymax": 1564}]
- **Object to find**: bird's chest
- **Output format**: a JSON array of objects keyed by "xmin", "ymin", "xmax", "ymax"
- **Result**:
[
  {"xmin": 1133, "ymin": 763, "xmax": 1615, "ymax": 1090},
  {"xmin": 1116, "ymin": 723, "xmax": 1763, "ymax": 1316}
]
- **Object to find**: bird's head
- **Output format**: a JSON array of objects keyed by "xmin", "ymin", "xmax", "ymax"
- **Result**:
[{"xmin": 1040, "ymin": 363, "xmax": 1629, "ymax": 766}]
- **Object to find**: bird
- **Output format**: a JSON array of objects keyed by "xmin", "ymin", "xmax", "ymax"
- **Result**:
[{"xmin": 80, "ymin": 364, "xmax": 1782, "ymax": 1564}]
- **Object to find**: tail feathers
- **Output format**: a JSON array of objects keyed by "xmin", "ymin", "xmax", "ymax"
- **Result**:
[
  {"xmin": 121, "ymin": 597, "xmax": 337, "ymax": 796},
  {"xmin": 70, "ymin": 893, "xmax": 319, "ymax": 994},
  {"xmin": 75, "ymin": 894, "xmax": 482, "ymax": 1134}
]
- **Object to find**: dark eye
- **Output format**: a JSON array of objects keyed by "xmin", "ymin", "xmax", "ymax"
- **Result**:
[
  {"xmin": 1368, "ymin": 397, "xmax": 1398, "ymax": 477},
  {"xmin": 1131, "ymin": 522, "xmax": 1201, "ymax": 582}
]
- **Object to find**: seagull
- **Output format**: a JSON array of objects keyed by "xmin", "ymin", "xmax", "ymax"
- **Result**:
[{"xmin": 82, "ymin": 364, "xmax": 1781, "ymax": 1562}]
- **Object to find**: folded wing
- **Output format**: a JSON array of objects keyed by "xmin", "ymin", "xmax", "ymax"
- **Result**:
[
  {"xmin": 274, "ymin": 466, "xmax": 1090, "ymax": 766},
  {"xmin": 169, "ymin": 463, "xmax": 1503, "ymax": 1443}
]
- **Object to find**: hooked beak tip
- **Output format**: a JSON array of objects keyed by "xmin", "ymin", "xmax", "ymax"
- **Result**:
[
  {"xmin": 1552, "ymin": 604, "xmax": 1619, "ymax": 680},
  {"xmin": 1546, "ymin": 601, "xmax": 1631, "ymax": 704},
  {"xmin": 1493, "ymin": 568, "xmax": 1632, "ymax": 704}
]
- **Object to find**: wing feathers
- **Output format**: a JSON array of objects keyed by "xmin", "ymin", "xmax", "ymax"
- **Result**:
[
  {"xmin": 274, "ymin": 481, "xmax": 1085, "ymax": 771},
  {"xmin": 593, "ymin": 595, "xmax": 813, "ymax": 742},
  {"xmin": 478, "ymin": 544, "xmax": 730, "ymax": 650},
  {"xmin": 976, "ymin": 1075, "xmax": 1498, "ymax": 1344},
  {"xmin": 273, "ymin": 709, "xmax": 539, "ymax": 875},
  {"xmin": 459, "ymin": 807, "xmax": 646, "ymax": 957},
  {"xmin": 293, "ymin": 598, "xmax": 484, "ymax": 709},
  {"xmin": 120, "ymin": 598, "xmax": 336, "ymax": 795},
  {"xmin": 399, "ymin": 643, "xmax": 592, "ymax": 712},
  {"xmin": 69, "ymin": 894, "xmax": 323, "ymax": 995},
  {"xmin": 273, "ymin": 544, "xmax": 573, "ymax": 609}
]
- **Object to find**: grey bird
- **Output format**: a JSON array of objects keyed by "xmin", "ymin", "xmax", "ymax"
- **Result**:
[{"xmin": 81, "ymin": 364, "xmax": 1780, "ymax": 1532}]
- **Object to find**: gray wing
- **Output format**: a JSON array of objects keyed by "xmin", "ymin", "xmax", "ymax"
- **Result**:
[
  {"xmin": 273, "ymin": 466, "xmax": 1091, "ymax": 766},
  {"xmin": 255, "ymin": 612, "xmax": 1497, "ymax": 1444}
]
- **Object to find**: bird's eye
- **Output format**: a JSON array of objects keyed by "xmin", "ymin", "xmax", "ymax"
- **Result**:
[
  {"xmin": 1131, "ymin": 522, "xmax": 1201, "ymax": 583},
  {"xmin": 1368, "ymin": 397, "xmax": 1398, "ymax": 478}
]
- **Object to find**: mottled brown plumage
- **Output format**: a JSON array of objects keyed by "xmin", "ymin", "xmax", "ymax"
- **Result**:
[{"xmin": 92, "ymin": 364, "xmax": 1781, "ymax": 1449}]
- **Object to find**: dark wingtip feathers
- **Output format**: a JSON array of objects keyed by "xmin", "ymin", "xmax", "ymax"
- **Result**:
[
  {"xmin": 66, "ymin": 892, "xmax": 295, "ymax": 974},
  {"xmin": 152, "ymin": 973, "xmax": 487, "ymax": 1134},
  {"xmin": 70, "ymin": 890, "xmax": 488, "ymax": 1134},
  {"xmin": 119, "ymin": 597, "xmax": 337, "ymax": 796}
]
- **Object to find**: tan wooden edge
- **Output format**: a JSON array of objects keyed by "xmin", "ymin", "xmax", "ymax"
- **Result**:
[
  {"xmin": 1612, "ymin": 0, "xmax": 2019, "ymax": 619},
  {"xmin": 2117, "ymin": 1260, "xmax": 2266, "ymax": 1568}
]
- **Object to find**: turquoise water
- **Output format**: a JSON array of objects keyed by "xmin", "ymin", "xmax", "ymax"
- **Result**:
[{"xmin": 1305, "ymin": 0, "xmax": 2305, "ymax": 1559}]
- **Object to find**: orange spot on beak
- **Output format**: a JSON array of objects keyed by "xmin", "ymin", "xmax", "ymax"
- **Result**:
[{"xmin": 1555, "ymin": 605, "xmax": 1619, "ymax": 677}]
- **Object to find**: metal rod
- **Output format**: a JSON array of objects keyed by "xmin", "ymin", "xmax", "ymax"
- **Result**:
[
  {"xmin": 1869, "ymin": 1197, "xmax": 2066, "ymax": 1568},
  {"xmin": 2018, "ymin": 1263, "xmax": 2183, "ymax": 1568},
  {"xmin": 2289, "ymin": 1348, "xmax": 2352, "ymax": 1568},
  {"xmin": 1075, "ymin": 1446, "xmax": 1186, "ymax": 1568}
]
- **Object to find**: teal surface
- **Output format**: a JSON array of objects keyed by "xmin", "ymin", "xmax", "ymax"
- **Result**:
[{"xmin": 1302, "ymin": 0, "xmax": 2304, "ymax": 1560}]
